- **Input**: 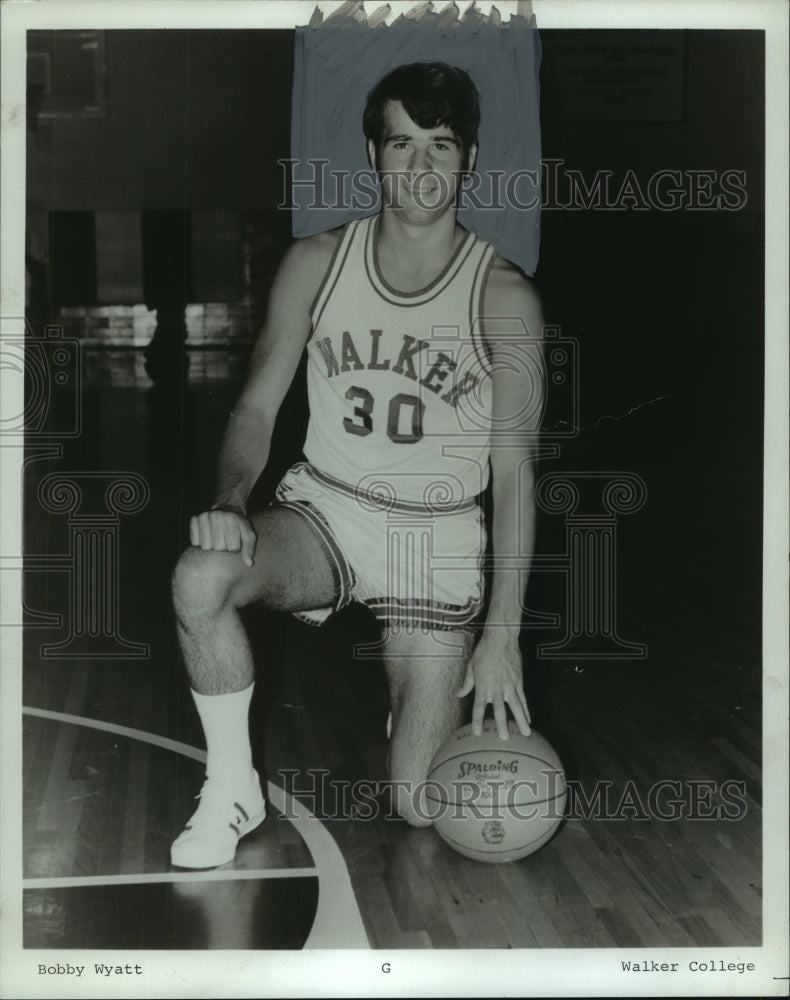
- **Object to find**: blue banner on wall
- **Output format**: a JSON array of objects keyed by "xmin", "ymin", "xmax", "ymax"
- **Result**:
[{"xmin": 290, "ymin": 12, "xmax": 541, "ymax": 275}]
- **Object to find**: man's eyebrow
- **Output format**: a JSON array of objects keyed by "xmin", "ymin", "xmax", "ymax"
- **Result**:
[{"xmin": 383, "ymin": 132, "xmax": 459, "ymax": 144}]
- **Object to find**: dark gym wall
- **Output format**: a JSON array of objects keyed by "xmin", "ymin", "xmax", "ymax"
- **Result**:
[
  {"xmin": 27, "ymin": 30, "xmax": 293, "ymax": 213},
  {"xmin": 27, "ymin": 29, "xmax": 763, "ymax": 213},
  {"xmin": 534, "ymin": 30, "xmax": 764, "ymax": 667},
  {"xmin": 540, "ymin": 30, "xmax": 764, "ymax": 208}
]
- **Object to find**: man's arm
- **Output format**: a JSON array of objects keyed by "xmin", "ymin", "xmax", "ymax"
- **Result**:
[
  {"xmin": 190, "ymin": 230, "xmax": 339, "ymax": 566},
  {"xmin": 458, "ymin": 259, "xmax": 545, "ymax": 738}
]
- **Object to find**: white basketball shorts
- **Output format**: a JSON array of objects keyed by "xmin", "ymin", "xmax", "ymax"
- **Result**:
[{"xmin": 272, "ymin": 461, "xmax": 486, "ymax": 632}]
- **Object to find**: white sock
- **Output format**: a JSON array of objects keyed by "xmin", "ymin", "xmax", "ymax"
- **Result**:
[{"xmin": 192, "ymin": 684, "xmax": 256, "ymax": 786}]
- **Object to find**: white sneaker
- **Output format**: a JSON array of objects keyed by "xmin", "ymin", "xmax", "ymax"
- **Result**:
[{"xmin": 171, "ymin": 771, "xmax": 266, "ymax": 869}]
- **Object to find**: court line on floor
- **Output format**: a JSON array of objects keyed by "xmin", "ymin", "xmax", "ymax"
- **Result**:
[
  {"xmin": 22, "ymin": 706, "xmax": 369, "ymax": 949},
  {"xmin": 24, "ymin": 869, "xmax": 318, "ymax": 888}
]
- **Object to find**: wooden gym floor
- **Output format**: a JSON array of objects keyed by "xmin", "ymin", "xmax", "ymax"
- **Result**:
[{"xmin": 21, "ymin": 347, "xmax": 763, "ymax": 950}]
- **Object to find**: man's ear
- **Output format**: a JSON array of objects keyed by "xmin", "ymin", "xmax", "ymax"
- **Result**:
[
  {"xmin": 466, "ymin": 142, "xmax": 478, "ymax": 173},
  {"xmin": 367, "ymin": 138, "xmax": 377, "ymax": 171}
]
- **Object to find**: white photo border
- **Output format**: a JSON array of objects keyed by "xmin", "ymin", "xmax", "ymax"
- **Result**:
[{"xmin": 1, "ymin": 1, "xmax": 787, "ymax": 997}]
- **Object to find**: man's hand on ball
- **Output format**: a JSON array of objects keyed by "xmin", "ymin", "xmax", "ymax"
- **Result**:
[
  {"xmin": 190, "ymin": 505, "xmax": 257, "ymax": 567},
  {"xmin": 457, "ymin": 635, "xmax": 531, "ymax": 740}
]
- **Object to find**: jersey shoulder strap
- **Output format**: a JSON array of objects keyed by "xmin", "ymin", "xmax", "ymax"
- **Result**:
[
  {"xmin": 309, "ymin": 218, "xmax": 369, "ymax": 331},
  {"xmin": 467, "ymin": 241, "xmax": 498, "ymax": 377}
]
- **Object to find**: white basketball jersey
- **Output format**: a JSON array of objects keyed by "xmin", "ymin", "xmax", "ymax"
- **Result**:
[{"xmin": 303, "ymin": 214, "xmax": 497, "ymax": 508}]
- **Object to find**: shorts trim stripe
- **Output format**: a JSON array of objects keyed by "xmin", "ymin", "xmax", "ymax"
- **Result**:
[
  {"xmin": 364, "ymin": 596, "xmax": 482, "ymax": 631},
  {"xmin": 303, "ymin": 462, "xmax": 478, "ymax": 516},
  {"xmin": 273, "ymin": 497, "xmax": 355, "ymax": 613}
]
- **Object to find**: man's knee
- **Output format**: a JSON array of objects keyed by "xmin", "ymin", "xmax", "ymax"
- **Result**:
[
  {"xmin": 389, "ymin": 773, "xmax": 434, "ymax": 828},
  {"xmin": 401, "ymin": 807, "xmax": 433, "ymax": 829},
  {"xmin": 171, "ymin": 546, "xmax": 244, "ymax": 623}
]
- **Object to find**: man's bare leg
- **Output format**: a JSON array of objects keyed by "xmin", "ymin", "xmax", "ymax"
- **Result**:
[
  {"xmin": 382, "ymin": 627, "xmax": 474, "ymax": 827},
  {"xmin": 173, "ymin": 507, "xmax": 337, "ymax": 693},
  {"xmin": 170, "ymin": 506, "xmax": 338, "ymax": 867}
]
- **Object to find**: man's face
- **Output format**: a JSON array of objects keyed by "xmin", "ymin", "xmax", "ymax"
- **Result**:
[{"xmin": 368, "ymin": 100, "xmax": 476, "ymax": 223}]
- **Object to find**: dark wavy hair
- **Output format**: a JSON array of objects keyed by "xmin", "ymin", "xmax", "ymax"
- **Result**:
[{"xmin": 363, "ymin": 62, "xmax": 480, "ymax": 158}]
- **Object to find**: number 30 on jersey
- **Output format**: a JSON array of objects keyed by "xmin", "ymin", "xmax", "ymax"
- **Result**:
[{"xmin": 344, "ymin": 386, "xmax": 425, "ymax": 444}]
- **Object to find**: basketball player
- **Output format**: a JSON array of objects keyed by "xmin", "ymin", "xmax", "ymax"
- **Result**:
[{"xmin": 171, "ymin": 62, "xmax": 544, "ymax": 868}]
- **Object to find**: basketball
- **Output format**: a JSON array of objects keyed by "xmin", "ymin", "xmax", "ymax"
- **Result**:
[{"xmin": 426, "ymin": 720, "xmax": 566, "ymax": 863}]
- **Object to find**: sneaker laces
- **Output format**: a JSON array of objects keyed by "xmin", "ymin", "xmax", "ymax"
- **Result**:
[{"xmin": 188, "ymin": 778, "xmax": 252, "ymax": 833}]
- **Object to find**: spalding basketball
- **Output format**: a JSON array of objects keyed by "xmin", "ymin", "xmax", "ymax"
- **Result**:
[{"xmin": 426, "ymin": 720, "xmax": 566, "ymax": 863}]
